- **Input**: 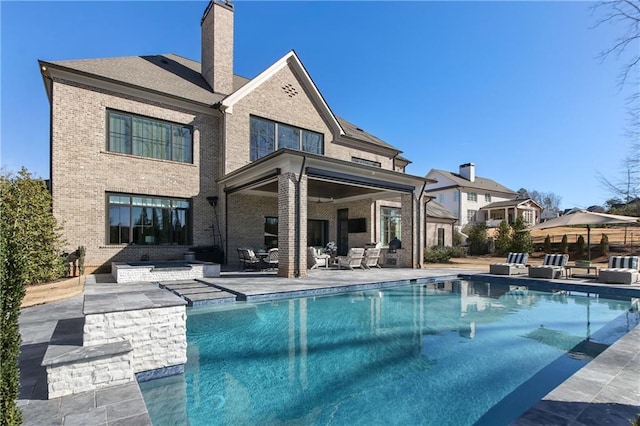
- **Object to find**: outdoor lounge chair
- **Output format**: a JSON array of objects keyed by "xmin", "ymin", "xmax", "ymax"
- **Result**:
[
  {"xmin": 337, "ymin": 248, "xmax": 365, "ymax": 270},
  {"xmin": 489, "ymin": 252, "xmax": 529, "ymax": 275},
  {"xmin": 238, "ymin": 248, "xmax": 261, "ymax": 271},
  {"xmin": 263, "ymin": 248, "xmax": 278, "ymax": 270},
  {"xmin": 598, "ymin": 256, "xmax": 639, "ymax": 284},
  {"xmin": 307, "ymin": 247, "xmax": 330, "ymax": 269},
  {"xmin": 528, "ymin": 254, "xmax": 568, "ymax": 279},
  {"xmin": 361, "ymin": 248, "xmax": 381, "ymax": 269}
]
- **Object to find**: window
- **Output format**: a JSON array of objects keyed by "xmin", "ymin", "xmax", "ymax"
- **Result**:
[
  {"xmin": 523, "ymin": 210, "xmax": 534, "ymax": 224},
  {"xmin": 107, "ymin": 110, "xmax": 192, "ymax": 163},
  {"xmin": 107, "ymin": 194, "xmax": 190, "ymax": 245},
  {"xmin": 485, "ymin": 193, "xmax": 492, "ymax": 202},
  {"xmin": 467, "ymin": 209, "xmax": 478, "ymax": 223},
  {"xmin": 351, "ymin": 157, "xmax": 382, "ymax": 168},
  {"xmin": 437, "ymin": 228, "xmax": 445, "ymax": 247},
  {"xmin": 308, "ymin": 219, "xmax": 329, "ymax": 247},
  {"xmin": 467, "ymin": 192, "xmax": 477, "ymax": 202},
  {"xmin": 250, "ymin": 116, "xmax": 323, "ymax": 161},
  {"xmin": 264, "ymin": 217, "xmax": 278, "ymax": 249},
  {"xmin": 380, "ymin": 207, "xmax": 401, "ymax": 245},
  {"xmin": 454, "ymin": 192, "xmax": 459, "ymax": 202},
  {"xmin": 438, "ymin": 194, "xmax": 445, "ymax": 203}
]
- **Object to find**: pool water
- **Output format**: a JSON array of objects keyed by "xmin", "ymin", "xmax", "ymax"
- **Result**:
[{"xmin": 140, "ymin": 280, "xmax": 637, "ymax": 425}]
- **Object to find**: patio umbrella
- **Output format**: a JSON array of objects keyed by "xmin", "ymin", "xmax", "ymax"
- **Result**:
[{"xmin": 530, "ymin": 210, "xmax": 640, "ymax": 260}]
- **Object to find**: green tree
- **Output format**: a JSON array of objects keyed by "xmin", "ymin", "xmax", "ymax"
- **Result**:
[
  {"xmin": 560, "ymin": 234, "xmax": 569, "ymax": 254},
  {"xmin": 494, "ymin": 220, "xmax": 512, "ymax": 256},
  {"xmin": 466, "ymin": 222, "xmax": 488, "ymax": 255},
  {"xmin": 576, "ymin": 235, "xmax": 585, "ymax": 259},
  {"xmin": 543, "ymin": 234, "xmax": 552, "ymax": 253},
  {"xmin": 1, "ymin": 168, "xmax": 66, "ymax": 425},
  {"xmin": 510, "ymin": 216, "xmax": 533, "ymax": 253}
]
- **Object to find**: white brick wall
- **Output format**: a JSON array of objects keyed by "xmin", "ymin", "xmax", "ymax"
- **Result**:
[{"xmin": 83, "ymin": 306, "xmax": 187, "ymax": 373}]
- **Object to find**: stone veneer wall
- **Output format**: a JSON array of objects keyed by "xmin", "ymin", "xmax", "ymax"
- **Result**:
[
  {"xmin": 111, "ymin": 262, "xmax": 221, "ymax": 283},
  {"xmin": 83, "ymin": 305, "xmax": 187, "ymax": 374},
  {"xmin": 46, "ymin": 347, "xmax": 134, "ymax": 399}
]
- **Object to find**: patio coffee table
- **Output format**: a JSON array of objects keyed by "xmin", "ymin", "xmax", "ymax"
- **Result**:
[{"xmin": 565, "ymin": 264, "xmax": 599, "ymax": 279}]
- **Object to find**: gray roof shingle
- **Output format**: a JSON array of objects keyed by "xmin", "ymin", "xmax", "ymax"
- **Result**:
[
  {"xmin": 44, "ymin": 54, "xmax": 400, "ymax": 151},
  {"xmin": 430, "ymin": 169, "xmax": 516, "ymax": 194},
  {"xmin": 426, "ymin": 200, "xmax": 457, "ymax": 220}
]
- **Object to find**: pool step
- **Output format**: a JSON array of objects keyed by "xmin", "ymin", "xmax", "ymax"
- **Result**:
[{"xmin": 157, "ymin": 280, "xmax": 237, "ymax": 306}]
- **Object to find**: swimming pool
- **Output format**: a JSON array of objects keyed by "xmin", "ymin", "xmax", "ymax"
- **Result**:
[{"xmin": 140, "ymin": 279, "xmax": 638, "ymax": 425}]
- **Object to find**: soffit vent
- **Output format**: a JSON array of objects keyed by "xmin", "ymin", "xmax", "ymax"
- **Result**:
[{"xmin": 282, "ymin": 83, "xmax": 299, "ymax": 97}]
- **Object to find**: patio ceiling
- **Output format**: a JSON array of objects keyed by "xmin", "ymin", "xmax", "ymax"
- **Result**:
[{"xmin": 219, "ymin": 149, "xmax": 433, "ymax": 203}]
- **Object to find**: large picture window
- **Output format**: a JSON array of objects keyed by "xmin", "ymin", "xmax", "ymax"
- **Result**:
[
  {"xmin": 380, "ymin": 207, "xmax": 401, "ymax": 246},
  {"xmin": 107, "ymin": 194, "xmax": 190, "ymax": 245},
  {"xmin": 107, "ymin": 110, "xmax": 193, "ymax": 163},
  {"xmin": 250, "ymin": 116, "xmax": 323, "ymax": 161}
]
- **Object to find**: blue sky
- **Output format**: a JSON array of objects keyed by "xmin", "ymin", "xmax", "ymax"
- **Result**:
[{"xmin": 1, "ymin": 1, "xmax": 637, "ymax": 209}]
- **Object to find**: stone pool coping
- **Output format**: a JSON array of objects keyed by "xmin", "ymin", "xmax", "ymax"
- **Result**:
[{"xmin": 18, "ymin": 268, "xmax": 640, "ymax": 425}]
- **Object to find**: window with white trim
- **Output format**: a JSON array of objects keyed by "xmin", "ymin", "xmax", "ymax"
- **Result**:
[
  {"xmin": 467, "ymin": 209, "xmax": 478, "ymax": 223},
  {"xmin": 467, "ymin": 192, "xmax": 477, "ymax": 202},
  {"xmin": 380, "ymin": 207, "xmax": 401, "ymax": 245}
]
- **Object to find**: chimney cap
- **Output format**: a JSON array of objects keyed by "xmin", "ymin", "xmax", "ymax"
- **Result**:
[
  {"xmin": 201, "ymin": 0, "xmax": 233, "ymax": 25},
  {"xmin": 459, "ymin": 162, "xmax": 475, "ymax": 168}
]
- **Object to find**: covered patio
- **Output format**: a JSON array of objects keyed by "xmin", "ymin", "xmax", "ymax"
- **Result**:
[{"xmin": 217, "ymin": 149, "xmax": 433, "ymax": 277}]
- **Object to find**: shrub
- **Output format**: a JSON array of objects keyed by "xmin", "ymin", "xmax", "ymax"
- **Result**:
[
  {"xmin": 510, "ymin": 217, "xmax": 533, "ymax": 254},
  {"xmin": 599, "ymin": 234, "xmax": 609, "ymax": 256},
  {"xmin": 76, "ymin": 245, "xmax": 86, "ymax": 276},
  {"xmin": 543, "ymin": 235, "xmax": 552, "ymax": 253},
  {"xmin": 494, "ymin": 220, "xmax": 512, "ymax": 256},
  {"xmin": 575, "ymin": 235, "xmax": 585, "ymax": 258},
  {"xmin": 1, "ymin": 168, "xmax": 66, "ymax": 425},
  {"xmin": 466, "ymin": 222, "xmax": 488, "ymax": 255},
  {"xmin": 453, "ymin": 230, "xmax": 465, "ymax": 247},
  {"xmin": 424, "ymin": 246, "xmax": 466, "ymax": 263},
  {"xmin": 560, "ymin": 234, "xmax": 569, "ymax": 254}
]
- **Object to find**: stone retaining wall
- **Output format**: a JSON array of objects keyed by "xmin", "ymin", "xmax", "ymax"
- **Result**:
[{"xmin": 84, "ymin": 305, "xmax": 187, "ymax": 373}]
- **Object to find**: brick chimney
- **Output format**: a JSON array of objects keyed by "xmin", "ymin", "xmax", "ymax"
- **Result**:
[
  {"xmin": 201, "ymin": 0, "xmax": 234, "ymax": 95},
  {"xmin": 459, "ymin": 163, "xmax": 475, "ymax": 182}
]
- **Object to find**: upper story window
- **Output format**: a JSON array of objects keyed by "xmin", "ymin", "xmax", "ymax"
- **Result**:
[
  {"xmin": 250, "ymin": 116, "xmax": 323, "ymax": 161},
  {"xmin": 454, "ymin": 192, "xmax": 459, "ymax": 202},
  {"xmin": 438, "ymin": 194, "xmax": 445, "ymax": 203},
  {"xmin": 352, "ymin": 157, "xmax": 382, "ymax": 168},
  {"xmin": 107, "ymin": 110, "xmax": 193, "ymax": 163},
  {"xmin": 467, "ymin": 192, "xmax": 478, "ymax": 202},
  {"xmin": 467, "ymin": 209, "xmax": 478, "ymax": 223},
  {"xmin": 485, "ymin": 193, "xmax": 492, "ymax": 202}
]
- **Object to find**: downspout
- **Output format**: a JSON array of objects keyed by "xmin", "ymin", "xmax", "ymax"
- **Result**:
[
  {"xmin": 295, "ymin": 156, "xmax": 307, "ymax": 277},
  {"xmin": 224, "ymin": 189, "xmax": 229, "ymax": 265},
  {"xmin": 424, "ymin": 194, "xmax": 433, "ymax": 250},
  {"xmin": 416, "ymin": 182, "xmax": 428, "ymax": 268}
]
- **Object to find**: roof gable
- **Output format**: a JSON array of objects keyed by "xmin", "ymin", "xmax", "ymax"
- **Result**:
[
  {"xmin": 220, "ymin": 50, "xmax": 344, "ymax": 137},
  {"xmin": 426, "ymin": 199, "xmax": 457, "ymax": 220}
]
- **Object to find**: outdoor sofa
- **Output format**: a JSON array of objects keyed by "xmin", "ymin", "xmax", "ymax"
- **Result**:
[
  {"xmin": 489, "ymin": 252, "xmax": 529, "ymax": 275},
  {"xmin": 598, "ymin": 256, "xmax": 640, "ymax": 284},
  {"xmin": 528, "ymin": 254, "xmax": 569, "ymax": 279}
]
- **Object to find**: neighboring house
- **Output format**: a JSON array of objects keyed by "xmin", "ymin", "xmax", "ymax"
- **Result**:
[
  {"xmin": 482, "ymin": 198, "xmax": 542, "ymax": 227},
  {"xmin": 39, "ymin": 0, "xmax": 433, "ymax": 277},
  {"xmin": 540, "ymin": 209, "xmax": 561, "ymax": 222},
  {"xmin": 425, "ymin": 199, "xmax": 457, "ymax": 247},
  {"xmin": 425, "ymin": 163, "xmax": 518, "ymax": 228}
]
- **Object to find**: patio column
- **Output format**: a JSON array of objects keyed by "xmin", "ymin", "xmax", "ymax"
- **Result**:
[
  {"xmin": 278, "ymin": 172, "xmax": 308, "ymax": 278},
  {"xmin": 400, "ymin": 193, "xmax": 414, "ymax": 268}
]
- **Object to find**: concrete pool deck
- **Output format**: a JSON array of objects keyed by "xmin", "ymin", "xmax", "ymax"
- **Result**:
[{"xmin": 17, "ymin": 268, "xmax": 640, "ymax": 425}]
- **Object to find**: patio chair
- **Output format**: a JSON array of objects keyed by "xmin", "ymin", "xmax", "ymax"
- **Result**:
[
  {"xmin": 598, "ymin": 256, "xmax": 640, "ymax": 284},
  {"xmin": 361, "ymin": 248, "xmax": 381, "ymax": 269},
  {"xmin": 528, "ymin": 254, "xmax": 568, "ymax": 279},
  {"xmin": 237, "ymin": 248, "xmax": 261, "ymax": 271},
  {"xmin": 489, "ymin": 252, "xmax": 529, "ymax": 275},
  {"xmin": 337, "ymin": 248, "xmax": 365, "ymax": 270},
  {"xmin": 263, "ymin": 248, "xmax": 279, "ymax": 270},
  {"xmin": 307, "ymin": 247, "xmax": 330, "ymax": 269}
]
